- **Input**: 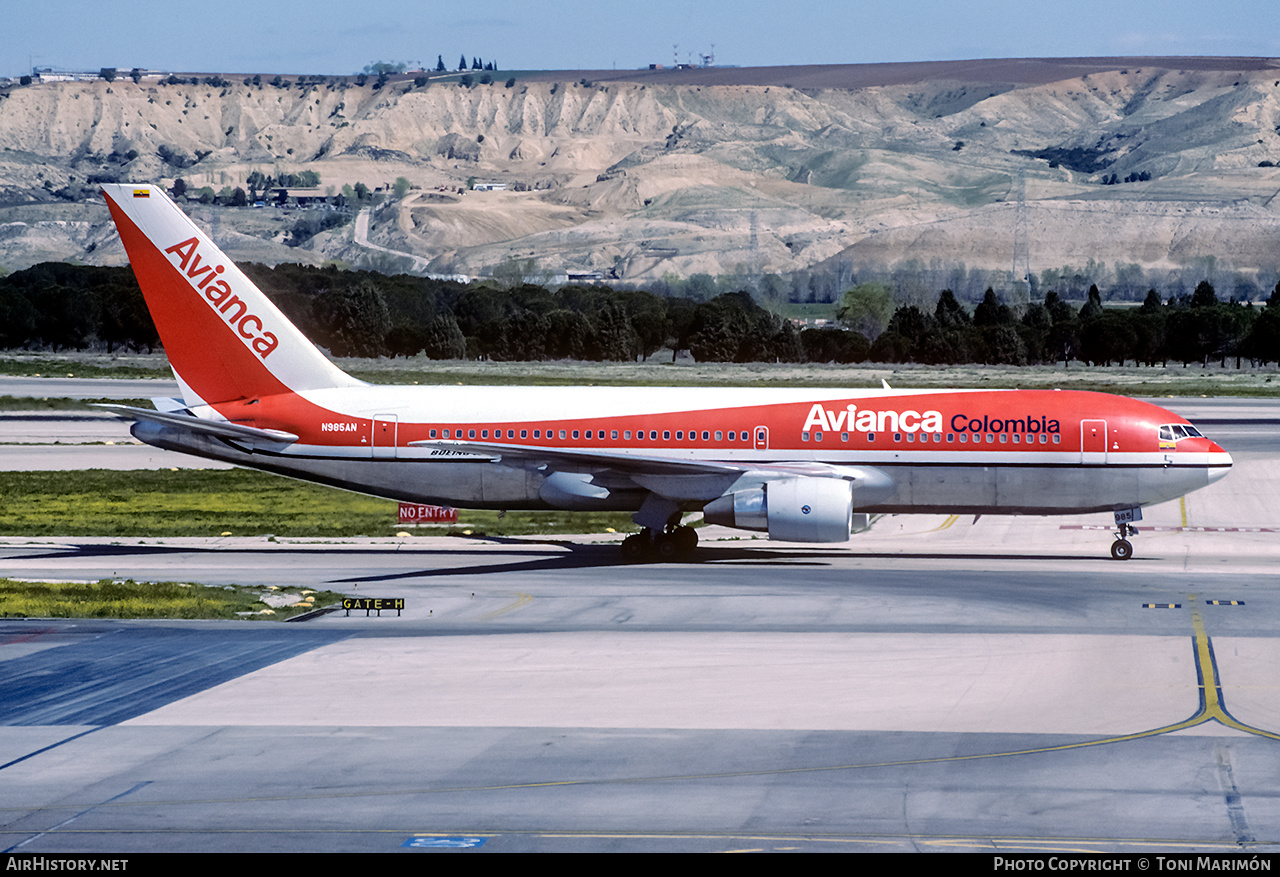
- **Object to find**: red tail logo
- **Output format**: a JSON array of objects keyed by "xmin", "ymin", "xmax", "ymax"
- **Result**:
[{"xmin": 163, "ymin": 237, "xmax": 279, "ymax": 359}]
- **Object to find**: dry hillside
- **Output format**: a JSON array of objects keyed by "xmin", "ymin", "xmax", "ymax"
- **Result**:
[{"xmin": 1, "ymin": 57, "xmax": 1278, "ymax": 291}]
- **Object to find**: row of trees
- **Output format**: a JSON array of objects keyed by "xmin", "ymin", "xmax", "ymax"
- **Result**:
[
  {"xmin": 855, "ymin": 283, "xmax": 1280, "ymax": 367},
  {"xmin": 2, "ymin": 261, "xmax": 1279, "ymax": 367}
]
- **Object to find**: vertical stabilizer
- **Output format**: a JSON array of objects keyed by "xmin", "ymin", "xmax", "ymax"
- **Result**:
[{"xmin": 101, "ymin": 183, "xmax": 362, "ymax": 406}]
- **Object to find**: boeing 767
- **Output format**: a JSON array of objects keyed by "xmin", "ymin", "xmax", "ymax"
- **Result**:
[{"xmin": 99, "ymin": 183, "xmax": 1231, "ymax": 560}]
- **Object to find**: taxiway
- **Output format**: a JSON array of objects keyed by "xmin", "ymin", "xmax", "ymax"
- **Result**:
[{"xmin": 0, "ymin": 391, "xmax": 1277, "ymax": 852}]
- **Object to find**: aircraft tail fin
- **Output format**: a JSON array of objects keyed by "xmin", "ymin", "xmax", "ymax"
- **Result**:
[{"xmin": 101, "ymin": 183, "xmax": 362, "ymax": 407}]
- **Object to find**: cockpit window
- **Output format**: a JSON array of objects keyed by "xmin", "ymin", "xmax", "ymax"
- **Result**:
[{"xmin": 1160, "ymin": 423, "xmax": 1204, "ymax": 442}]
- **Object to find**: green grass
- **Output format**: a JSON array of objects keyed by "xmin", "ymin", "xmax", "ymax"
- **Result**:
[
  {"xmin": 4, "ymin": 350, "xmax": 1279, "ymax": 396},
  {"xmin": 0, "ymin": 577, "xmax": 346, "ymax": 620},
  {"xmin": 0, "ymin": 395, "xmax": 153, "ymax": 411},
  {"xmin": 0, "ymin": 357, "xmax": 172, "ymax": 379},
  {"xmin": 0, "ymin": 469, "xmax": 638, "ymax": 538}
]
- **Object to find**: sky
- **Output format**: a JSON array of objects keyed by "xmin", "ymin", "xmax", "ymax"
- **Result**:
[{"xmin": 4, "ymin": 0, "xmax": 1278, "ymax": 78}]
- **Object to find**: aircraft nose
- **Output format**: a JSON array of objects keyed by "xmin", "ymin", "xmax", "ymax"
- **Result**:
[{"xmin": 1207, "ymin": 441, "xmax": 1232, "ymax": 483}]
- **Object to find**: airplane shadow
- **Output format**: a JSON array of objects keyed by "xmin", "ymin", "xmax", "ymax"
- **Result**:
[{"xmin": 4, "ymin": 539, "xmax": 1120, "ymax": 587}]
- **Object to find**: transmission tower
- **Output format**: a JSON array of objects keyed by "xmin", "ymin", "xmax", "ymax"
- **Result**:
[
  {"xmin": 1011, "ymin": 168, "xmax": 1031, "ymax": 305},
  {"xmin": 749, "ymin": 210, "xmax": 760, "ymax": 276}
]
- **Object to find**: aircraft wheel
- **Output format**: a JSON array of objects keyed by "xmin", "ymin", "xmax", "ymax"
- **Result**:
[
  {"xmin": 621, "ymin": 533, "xmax": 651, "ymax": 562},
  {"xmin": 674, "ymin": 526, "xmax": 698, "ymax": 555},
  {"xmin": 1110, "ymin": 539, "xmax": 1133, "ymax": 561},
  {"xmin": 653, "ymin": 532, "xmax": 680, "ymax": 560}
]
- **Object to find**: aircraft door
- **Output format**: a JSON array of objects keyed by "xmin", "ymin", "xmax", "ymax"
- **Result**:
[
  {"xmin": 1080, "ymin": 419, "xmax": 1107, "ymax": 465},
  {"xmin": 373, "ymin": 415, "xmax": 398, "ymax": 459},
  {"xmin": 754, "ymin": 425, "xmax": 769, "ymax": 451}
]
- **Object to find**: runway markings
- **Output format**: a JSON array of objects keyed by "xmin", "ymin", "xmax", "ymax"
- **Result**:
[
  {"xmin": 4, "ymin": 595, "xmax": 1273, "ymax": 833},
  {"xmin": 921, "ymin": 514, "xmax": 960, "ymax": 533},
  {"xmin": 479, "ymin": 592, "xmax": 532, "ymax": 619},
  {"xmin": 1061, "ymin": 525, "xmax": 1280, "ymax": 532},
  {"xmin": 402, "ymin": 835, "xmax": 487, "ymax": 848}
]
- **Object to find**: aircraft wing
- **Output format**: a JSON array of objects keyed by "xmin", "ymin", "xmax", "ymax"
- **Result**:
[
  {"xmin": 410, "ymin": 438, "xmax": 751, "ymax": 475},
  {"xmin": 408, "ymin": 439, "xmax": 891, "ymax": 502},
  {"xmin": 96, "ymin": 404, "xmax": 300, "ymax": 445}
]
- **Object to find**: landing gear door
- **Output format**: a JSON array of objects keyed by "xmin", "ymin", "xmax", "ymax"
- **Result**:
[
  {"xmin": 1080, "ymin": 419, "xmax": 1107, "ymax": 465},
  {"xmin": 754, "ymin": 425, "xmax": 769, "ymax": 451},
  {"xmin": 373, "ymin": 415, "xmax": 398, "ymax": 459}
]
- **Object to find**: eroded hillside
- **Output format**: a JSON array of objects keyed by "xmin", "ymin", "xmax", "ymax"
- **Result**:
[{"xmin": 1, "ymin": 58, "xmax": 1278, "ymax": 289}]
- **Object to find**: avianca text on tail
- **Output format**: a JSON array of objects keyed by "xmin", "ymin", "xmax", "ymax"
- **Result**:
[
  {"xmin": 162, "ymin": 236, "xmax": 279, "ymax": 358},
  {"xmin": 98, "ymin": 183, "xmax": 1232, "ymax": 562}
]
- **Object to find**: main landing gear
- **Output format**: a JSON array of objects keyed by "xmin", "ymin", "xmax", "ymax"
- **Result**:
[
  {"xmin": 620, "ymin": 525, "xmax": 699, "ymax": 562},
  {"xmin": 1110, "ymin": 508, "xmax": 1141, "ymax": 561}
]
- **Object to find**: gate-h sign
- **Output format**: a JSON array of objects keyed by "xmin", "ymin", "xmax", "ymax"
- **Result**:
[
  {"xmin": 398, "ymin": 503, "xmax": 458, "ymax": 524},
  {"xmin": 343, "ymin": 597, "xmax": 404, "ymax": 617}
]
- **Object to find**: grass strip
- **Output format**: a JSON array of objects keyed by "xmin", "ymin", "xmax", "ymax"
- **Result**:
[
  {"xmin": 0, "ymin": 577, "xmax": 346, "ymax": 620},
  {"xmin": 0, "ymin": 469, "xmax": 637, "ymax": 538},
  {"xmin": 0, "ymin": 396, "xmax": 154, "ymax": 411},
  {"xmin": 0, "ymin": 358, "xmax": 172, "ymax": 379}
]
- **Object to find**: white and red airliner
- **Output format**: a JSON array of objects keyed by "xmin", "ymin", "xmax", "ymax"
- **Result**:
[{"xmin": 100, "ymin": 183, "xmax": 1231, "ymax": 560}]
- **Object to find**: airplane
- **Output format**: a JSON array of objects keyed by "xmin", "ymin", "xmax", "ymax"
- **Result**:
[{"xmin": 98, "ymin": 183, "xmax": 1232, "ymax": 561}]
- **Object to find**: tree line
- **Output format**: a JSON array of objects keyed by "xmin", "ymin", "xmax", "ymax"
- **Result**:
[
  {"xmin": 2, "ymin": 261, "xmax": 1279, "ymax": 367},
  {"xmin": 855, "ymin": 282, "xmax": 1280, "ymax": 368}
]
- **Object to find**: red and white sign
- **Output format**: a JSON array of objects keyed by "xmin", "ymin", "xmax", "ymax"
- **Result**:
[{"xmin": 398, "ymin": 503, "xmax": 458, "ymax": 524}]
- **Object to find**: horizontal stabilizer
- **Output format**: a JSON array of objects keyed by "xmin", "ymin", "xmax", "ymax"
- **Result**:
[{"xmin": 96, "ymin": 404, "xmax": 299, "ymax": 445}]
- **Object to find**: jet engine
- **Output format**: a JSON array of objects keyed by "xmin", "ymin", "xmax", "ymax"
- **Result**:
[{"xmin": 702, "ymin": 477, "xmax": 853, "ymax": 542}]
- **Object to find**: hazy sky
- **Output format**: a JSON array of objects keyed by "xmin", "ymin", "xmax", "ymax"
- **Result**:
[{"xmin": 6, "ymin": 0, "xmax": 1278, "ymax": 78}]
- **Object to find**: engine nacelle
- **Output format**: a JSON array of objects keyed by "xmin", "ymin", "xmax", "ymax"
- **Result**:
[{"xmin": 703, "ymin": 477, "xmax": 853, "ymax": 543}]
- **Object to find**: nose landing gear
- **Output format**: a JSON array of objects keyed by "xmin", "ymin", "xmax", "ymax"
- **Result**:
[{"xmin": 1110, "ymin": 508, "xmax": 1141, "ymax": 560}]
